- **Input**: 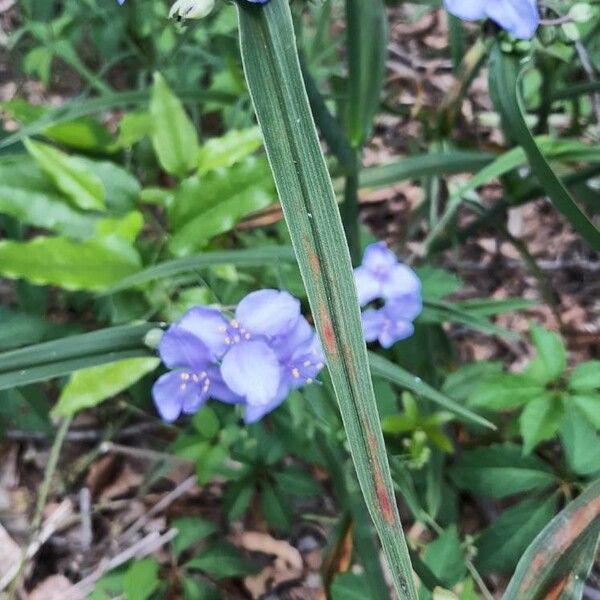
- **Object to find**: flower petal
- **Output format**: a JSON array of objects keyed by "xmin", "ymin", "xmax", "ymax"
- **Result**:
[
  {"xmin": 354, "ymin": 266, "xmax": 382, "ymax": 306},
  {"xmin": 271, "ymin": 315, "xmax": 314, "ymax": 361},
  {"xmin": 379, "ymin": 320, "xmax": 414, "ymax": 348},
  {"xmin": 158, "ymin": 325, "xmax": 212, "ymax": 370},
  {"xmin": 384, "ymin": 294, "xmax": 423, "ymax": 322},
  {"xmin": 220, "ymin": 341, "xmax": 282, "ymax": 406},
  {"xmin": 361, "ymin": 308, "xmax": 385, "ymax": 343},
  {"xmin": 235, "ymin": 289, "xmax": 300, "ymax": 338},
  {"xmin": 361, "ymin": 242, "xmax": 398, "ymax": 273},
  {"xmin": 152, "ymin": 370, "xmax": 203, "ymax": 422},
  {"xmin": 444, "ymin": 0, "xmax": 486, "ymax": 20},
  {"xmin": 486, "ymin": 0, "xmax": 539, "ymax": 39},
  {"xmin": 381, "ymin": 264, "xmax": 421, "ymax": 300},
  {"xmin": 177, "ymin": 306, "xmax": 229, "ymax": 358}
]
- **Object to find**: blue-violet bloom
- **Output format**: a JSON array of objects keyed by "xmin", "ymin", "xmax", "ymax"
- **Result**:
[
  {"xmin": 152, "ymin": 290, "xmax": 324, "ymax": 424},
  {"xmin": 444, "ymin": 0, "xmax": 539, "ymax": 40},
  {"xmin": 354, "ymin": 242, "xmax": 422, "ymax": 348}
]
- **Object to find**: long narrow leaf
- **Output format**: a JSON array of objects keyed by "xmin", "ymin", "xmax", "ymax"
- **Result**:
[
  {"xmin": 236, "ymin": 2, "xmax": 416, "ymax": 597},
  {"xmin": 489, "ymin": 46, "xmax": 600, "ymax": 250},
  {"xmin": 107, "ymin": 247, "xmax": 296, "ymax": 293},
  {"xmin": 502, "ymin": 478, "xmax": 600, "ymax": 600},
  {"xmin": 368, "ymin": 352, "xmax": 494, "ymax": 429}
]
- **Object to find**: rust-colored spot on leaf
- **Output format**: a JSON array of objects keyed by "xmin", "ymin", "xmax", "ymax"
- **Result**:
[
  {"xmin": 368, "ymin": 431, "xmax": 395, "ymax": 525},
  {"xmin": 319, "ymin": 306, "xmax": 337, "ymax": 356},
  {"xmin": 517, "ymin": 493, "xmax": 600, "ymax": 597},
  {"xmin": 543, "ymin": 575, "xmax": 569, "ymax": 600}
]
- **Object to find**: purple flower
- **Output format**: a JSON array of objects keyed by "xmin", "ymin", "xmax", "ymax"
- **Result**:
[
  {"xmin": 354, "ymin": 242, "xmax": 420, "ymax": 306},
  {"xmin": 444, "ymin": 0, "xmax": 539, "ymax": 40},
  {"xmin": 152, "ymin": 290, "xmax": 324, "ymax": 424},
  {"xmin": 361, "ymin": 296, "xmax": 423, "ymax": 349},
  {"xmin": 354, "ymin": 242, "xmax": 422, "ymax": 348}
]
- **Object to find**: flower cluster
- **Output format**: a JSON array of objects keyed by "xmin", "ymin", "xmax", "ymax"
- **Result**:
[
  {"xmin": 444, "ymin": 0, "xmax": 539, "ymax": 40},
  {"xmin": 152, "ymin": 290, "xmax": 324, "ymax": 424},
  {"xmin": 354, "ymin": 242, "xmax": 422, "ymax": 349}
]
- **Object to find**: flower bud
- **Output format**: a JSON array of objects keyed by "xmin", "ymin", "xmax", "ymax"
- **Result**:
[{"xmin": 169, "ymin": 0, "xmax": 215, "ymax": 21}]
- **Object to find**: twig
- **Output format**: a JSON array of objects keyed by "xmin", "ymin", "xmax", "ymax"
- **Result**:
[
  {"xmin": 118, "ymin": 475, "xmax": 196, "ymax": 544},
  {"xmin": 64, "ymin": 529, "xmax": 178, "ymax": 600},
  {"xmin": 99, "ymin": 441, "xmax": 192, "ymax": 464}
]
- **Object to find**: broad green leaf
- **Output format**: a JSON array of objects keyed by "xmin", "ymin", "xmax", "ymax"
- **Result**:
[
  {"xmin": 124, "ymin": 559, "xmax": 159, "ymax": 600},
  {"xmin": 274, "ymin": 466, "xmax": 321, "ymax": 497},
  {"xmin": 345, "ymin": 0, "xmax": 387, "ymax": 147},
  {"xmin": 0, "ymin": 387, "xmax": 52, "ymax": 433},
  {"xmin": 172, "ymin": 517, "xmax": 218, "ymax": 557},
  {"xmin": 369, "ymin": 352, "xmax": 494, "ymax": 429},
  {"xmin": 96, "ymin": 211, "xmax": 144, "ymax": 242},
  {"xmin": 416, "ymin": 266, "xmax": 461, "ymax": 300},
  {"xmin": 469, "ymin": 373, "xmax": 544, "ymax": 411},
  {"xmin": 448, "ymin": 443, "xmax": 555, "ymax": 498},
  {"xmin": 0, "ymin": 235, "xmax": 141, "ymax": 292},
  {"xmin": 24, "ymin": 138, "xmax": 105, "ymax": 211},
  {"xmin": 530, "ymin": 326, "xmax": 566, "ymax": 382},
  {"xmin": 182, "ymin": 577, "xmax": 220, "ymax": 600},
  {"xmin": 559, "ymin": 405, "xmax": 600, "ymax": 475},
  {"xmin": 503, "ymin": 479, "xmax": 600, "ymax": 600},
  {"xmin": 489, "ymin": 46, "xmax": 600, "ymax": 250},
  {"xmin": 52, "ymin": 357, "xmax": 159, "ymax": 417},
  {"xmin": 571, "ymin": 394, "xmax": 600, "ymax": 429},
  {"xmin": 442, "ymin": 362, "xmax": 504, "ymax": 403},
  {"xmin": 169, "ymin": 185, "xmax": 274, "ymax": 256},
  {"xmin": 197, "ymin": 127, "xmax": 263, "ymax": 174},
  {"xmin": 186, "ymin": 542, "xmax": 257, "ymax": 578},
  {"xmin": 475, "ymin": 495, "xmax": 557, "ymax": 574},
  {"xmin": 107, "ymin": 246, "xmax": 296, "ymax": 293},
  {"xmin": 0, "ymin": 158, "xmax": 97, "ymax": 238},
  {"xmin": 260, "ymin": 480, "xmax": 293, "ymax": 531},
  {"xmin": 150, "ymin": 73, "xmax": 199, "ymax": 178},
  {"xmin": 168, "ymin": 157, "xmax": 273, "ymax": 229},
  {"xmin": 519, "ymin": 395, "xmax": 564, "ymax": 454},
  {"xmin": 423, "ymin": 525, "xmax": 466, "ymax": 587},
  {"xmin": 0, "ymin": 323, "xmax": 156, "ymax": 390},
  {"xmin": 569, "ymin": 360, "xmax": 600, "ymax": 392},
  {"xmin": 237, "ymin": 1, "xmax": 416, "ymax": 596}
]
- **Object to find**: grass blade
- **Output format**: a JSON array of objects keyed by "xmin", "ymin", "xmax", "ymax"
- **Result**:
[
  {"xmin": 502, "ymin": 478, "xmax": 600, "ymax": 600},
  {"xmin": 368, "ymin": 352, "xmax": 495, "ymax": 429},
  {"xmin": 236, "ymin": 1, "xmax": 417, "ymax": 597},
  {"xmin": 107, "ymin": 246, "xmax": 296, "ymax": 293},
  {"xmin": 489, "ymin": 46, "xmax": 600, "ymax": 250}
]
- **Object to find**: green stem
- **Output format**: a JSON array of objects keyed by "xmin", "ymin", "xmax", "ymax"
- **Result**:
[{"xmin": 342, "ymin": 152, "xmax": 361, "ymax": 265}]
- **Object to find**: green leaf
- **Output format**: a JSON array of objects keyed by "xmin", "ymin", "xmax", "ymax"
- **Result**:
[
  {"xmin": 260, "ymin": 480, "xmax": 293, "ymax": 531},
  {"xmin": 469, "ymin": 373, "xmax": 544, "ymax": 411},
  {"xmin": 442, "ymin": 362, "xmax": 504, "ymax": 403},
  {"xmin": 0, "ymin": 323, "xmax": 156, "ymax": 391},
  {"xmin": 503, "ymin": 479, "xmax": 600, "ymax": 600},
  {"xmin": 169, "ymin": 185, "xmax": 274, "ymax": 256},
  {"xmin": 519, "ymin": 395, "xmax": 564, "ymax": 454},
  {"xmin": 24, "ymin": 139, "xmax": 105, "ymax": 211},
  {"xmin": 449, "ymin": 443, "xmax": 555, "ymax": 498},
  {"xmin": 107, "ymin": 246, "xmax": 296, "ymax": 293},
  {"xmin": 488, "ymin": 46, "xmax": 600, "ymax": 250},
  {"xmin": 359, "ymin": 150, "xmax": 494, "ymax": 191},
  {"xmin": 0, "ymin": 158, "xmax": 98, "ymax": 238},
  {"xmin": 0, "ymin": 387, "xmax": 52, "ymax": 433},
  {"xmin": 0, "ymin": 235, "xmax": 141, "ymax": 292},
  {"xmin": 369, "ymin": 352, "xmax": 494, "ymax": 429},
  {"xmin": 345, "ymin": 0, "xmax": 387, "ymax": 147},
  {"xmin": 571, "ymin": 394, "xmax": 600, "ymax": 429},
  {"xmin": 559, "ymin": 405, "xmax": 600, "ymax": 475},
  {"xmin": 0, "ymin": 307, "xmax": 71, "ymax": 352},
  {"xmin": 172, "ymin": 517, "xmax": 218, "ymax": 557},
  {"xmin": 569, "ymin": 360, "xmax": 600, "ymax": 392},
  {"xmin": 182, "ymin": 577, "xmax": 220, "ymax": 600},
  {"xmin": 124, "ymin": 559, "xmax": 159, "ymax": 600},
  {"xmin": 274, "ymin": 466, "xmax": 321, "ymax": 497},
  {"xmin": 331, "ymin": 573, "xmax": 370, "ymax": 600},
  {"xmin": 530, "ymin": 326, "xmax": 567, "ymax": 382},
  {"xmin": 192, "ymin": 406, "xmax": 220, "ymax": 440},
  {"xmin": 475, "ymin": 495, "xmax": 557, "ymax": 574},
  {"xmin": 186, "ymin": 542, "xmax": 257, "ymax": 579},
  {"xmin": 197, "ymin": 127, "xmax": 263, "ymax": 174},
  {"xmin": 237, "ymin": 1, "xmax": 417, "ymax": 596},
  {"xmin": 52, "ymin": 357, "xmax": 159, "ymax": 417},
  {"xmin": 423, "ymin": 525, "xmax": 466, "ymax": 587},
  {"xmin": 150, "ymin": 73, "xmax": 199, "ymax": 178}
]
